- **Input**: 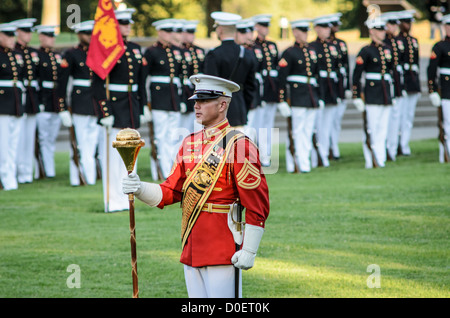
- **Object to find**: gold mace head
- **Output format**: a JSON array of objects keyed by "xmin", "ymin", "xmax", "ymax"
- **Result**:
[{"xmin": 112, "ymin": 128, "xmax": 145, "ymax": 173}]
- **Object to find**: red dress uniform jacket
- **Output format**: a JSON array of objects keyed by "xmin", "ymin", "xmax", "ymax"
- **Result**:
[{"xmin": 156, "ymin": 119, "xmax": 270, "ymax": 267}]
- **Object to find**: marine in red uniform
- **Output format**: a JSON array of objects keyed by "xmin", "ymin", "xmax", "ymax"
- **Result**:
[{"xmin": 122, "ymin": 74, "xmax": 270, "ymax": 298}]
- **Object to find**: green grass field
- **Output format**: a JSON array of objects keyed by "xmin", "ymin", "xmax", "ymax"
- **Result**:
[{"xmin": 0, "ymin": 139, "xmax": 448, "ymax": 298}]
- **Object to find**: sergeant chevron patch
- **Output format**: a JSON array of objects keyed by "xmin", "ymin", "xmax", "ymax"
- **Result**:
[{"xmin": 236, "ymin": 159, "xmax": 261, "ymax": 189}]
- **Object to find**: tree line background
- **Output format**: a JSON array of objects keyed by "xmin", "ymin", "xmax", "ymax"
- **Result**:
[{"xmin": 0, "ymin": 0, "xmax": 439, "ymax": 38}]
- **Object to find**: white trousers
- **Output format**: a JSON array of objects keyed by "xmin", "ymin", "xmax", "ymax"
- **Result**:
[
  {"xmin": 244, "ymin": 106, "xmax": 264, "ymax": 143},
  {"xmin": 286, "ymin": 107, "xmax": 317, "ymax": 173},
  {"xmin": 36, "ymin": 112, "xmax": 61, "ymax": 178},
  {"xmin": 150, "ymin": 110, "xmax": 181, "ymax": 180},
  {"xmin": 362, "ymin": 105, "xmax": 392, "ymax": 168},
  {"xmin": 69, "ymin": 115, "xmax": 100, "ymax": 186},
  {"xmin": 439, "ymin": 99, "xmax": 450, "ymax": 163},
  {"xmin": 386, "ymin": 97, "xmax": 405, "ymax": 160},
  {"xmin": 399, "ymin": 92, "xmax": 420, "ymax": 155},
  {"xmin": 99, "ymin": 127, "xmax": 136, "ymax": 212},
  {"xmin": 312, "ymin": 105, "xmax": 338, "ymax": 167},
  {"xmin": 0, "ymin": 115, "xmax": 23, "ymax": 190},
  {"xmin": 184, "ymin": 265, "xmax": 241, "ymax": 298},
  {"xmin": 259, "ymin": 102, "xmax": 278, "ymax": 166},
  {"xmin": 17, "ymin": 114, "xmax": 37, "ymax": 183},
  {"xmin": 330, "ymin": 100, "xmax": 347, "ymax": 158}
]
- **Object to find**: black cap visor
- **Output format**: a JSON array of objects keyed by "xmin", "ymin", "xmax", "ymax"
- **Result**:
[
  {"xmin": 1, "ymin": 31, "xmax": 15, "ymax": 37},
  {"xmin": 188, "ymin": 90, "xmax": 227, "ymax": 101},
  {"xmin": 295, "ymin": 27, "xmax": 309, "ymax": 32}
]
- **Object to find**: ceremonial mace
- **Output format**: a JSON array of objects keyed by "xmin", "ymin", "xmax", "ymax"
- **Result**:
[{"xmin": 112, "ymin": 128, "xmax": 145, "ymax": 298}]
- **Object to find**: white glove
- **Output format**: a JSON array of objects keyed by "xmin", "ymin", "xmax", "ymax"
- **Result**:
[
  {"xmin": 353, "ymin": 98, "xmax": 365, "ymax": 112},
  {"xmin": 140, "ymin": 105, "xmax": 152, "ymax": 124},
  {"xmin": 59, "ymin": 110, "xmax": 73, "ymax": 127},
  {"xmin": 39, "ymin": 104, "xmax": 45, "ymax": 112},
  {"xmin": 122, "ymin": 172, "xmax": 141, "ymax": 194},
  {"xmin": 402, "ymin": 90, "xmax": 408, "ymax": 97},
  {"xmin": 100, "ymin": 115, "xmax": 114, "ymax": 129},
  {"xmin": 231, "ymin": 224, "xmax": 264, "ymax": 270},
  {"xmin": 143, "ymin": 105, "xmax": 152, "ymax": 121},
  {"xmin": 180, "ymin": 102, "xmax": 187, "ymax": 114},
  {"xmin": 277, "ymin": 101, "xmax": 292, "ymax": 117},
  {"xmin": 429, "ymin": 92, "xmax": 441, "ymax": 107},
  {"xmin": 345, "ymin": 89, "xmax": 353, "ymax": 100},
  {"xmin": 318, "ymin": 99, "xmax": 325, "ymax": 109}
]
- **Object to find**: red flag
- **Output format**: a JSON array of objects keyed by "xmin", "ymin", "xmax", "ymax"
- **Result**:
[{"xmin": 87, "ymin": 0, "xmax": 125, "ymax": 79}]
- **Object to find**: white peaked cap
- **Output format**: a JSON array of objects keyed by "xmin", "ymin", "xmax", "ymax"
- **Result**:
[
  {"xmin": 313, "ymin": 14, "xmax": 336, "ymax": 26},
  {"xmin": 380, "ymin": 11, "xmax": 402, "ymax": 24},
  {"xmin": 328, "ymin": 13, "xmax": 343, "ymax": 25},
  {"xmin": 252, "ymin": 14, "xmax": 272, "ymax": 24},
  {"xmin": 152, "ymin": 18, "xmax": 178, "ymax": 30},
  {"xmin": 183, "ymin": 20, "xmax": 199, "ymax": 31},
  {"xmin": 173, "ymin": 19, "xmax": 185, "ymax": 31},
  {"xmin": 115, "ymin": 8, "xmax": 136, "ymax": 23},
  {"xmin": 34, "ymin": 24, "xmax": 59, "ymax": 34},
  {"xmin": 236, "ymin": 18, "xmax": 255, "ymax": 30},
  {"xmin": 211, "ymin": 11, "xmax": 242, "ymax": 26},
  {"xmin": 71, "ymin": 20, "xmax": 95, "ymax": 33},
  {"xmin": 189, "ymin": 74, "xmax": 240, "ymax": 100},
  {"xmin": 0, "ymin": 23, "xmax": 17, "ymax": 33},
  {"xmin": 11, "ymin": 18, "xmax": 36, "ymax": 29},
  {"xmin": 397, "ymin": 10, "xmax": 416, "ymax": 21},
  {"xmin": 290, "ymin": 19, "xmax": 311, "ymax": 29},
  {"xmin": 365, "ymin": 18, "xmax": 386, "ymax": 29}
]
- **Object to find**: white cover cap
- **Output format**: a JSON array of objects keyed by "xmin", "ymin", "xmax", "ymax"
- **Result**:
[
  {"xmin": 397, "ymin": 10, "xmax": 416, "ymax": 22},
  {"xmin": 152, "ymin": 18, "xmax": 177, "ymax": 30},
  {"xmin": 71, "ymin": 20, "xmax": 95, "ymax": 33},
  {"xmin": 290, "ymin": 19, "xmax": 311, "ymax": 29},
  {"xmin": 34, "ymin": 24, "xmax": 59, "ymax": 36},
  {"xmin": 328, "ymin": 13, "xmax": 343, "ymax": 25},
  {"xmin": 252, "ymin": 14, "xmax": 272, "ymax": 25},
  {"xmin": 11, "ymin": 18, "xmax": 36, "ymax": 30},
  {"xmin": 211, "ymin": 11, "xmax": 242, "ymax": 26},
  {"xmin": 0, "ymin": 23, "xmax": 17, "ymax": 34},
  {"xmin": 189, "ymin": 74, "xmax": 240, "ymax": 100},
  {"xmin": 313, "ymin": 14, "xmax": 335, "ymax": 26},
  {"xmin": 365, "ymin": 18, "xmax": 386, "ymax": 29},
  {"xmin": 236, "ymin": 18, "xmax": 255, "ymax": 31},
  {"xmin": 115, "ymin": 8, "xmax": 136, "ymax": 24},
  {"xmin": 183, "ymin": 20, "xmax": 199, "ymax": 32},
  {"xmin": 380, "ymin": 11, "xmax": 403, "ymax": 24}
]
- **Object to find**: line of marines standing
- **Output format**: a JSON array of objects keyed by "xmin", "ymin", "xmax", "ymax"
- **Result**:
[{"xmin": 1, "ymin": 8, "xmax": 449, "ymax": 201}]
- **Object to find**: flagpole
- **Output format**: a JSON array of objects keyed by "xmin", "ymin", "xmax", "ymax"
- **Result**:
[{"xmin": 105, "ymin": 75, "xmax": 110, "ymax": 212}]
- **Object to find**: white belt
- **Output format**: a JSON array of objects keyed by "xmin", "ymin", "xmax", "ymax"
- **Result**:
[
  {"xmin": 42, "ymin": 81, "xmax": 55, "ymax": 89},
  {"xmin": 439, "ymin": 67, "xmax": 450, "ymax": 75},
  {"xmin": 72, "ymin": 79, "xmax": 91, "ymax": 87},
  {"xmin": 319, "ymin": 70, "xmax": 337, "ymax": 80},
  {"xmin": 287, "ymin": 75, "xmax": 318, "ymax": 86},
  {"xmin": 255, "ymin": 72, "xmax": 263, "ymax": 83},
  {"xmin": 403, "ymin": 63, "xmax": 419, "ymax": 72},
  {"xmin": 262, "ymin": 69, "xmax": 278, "ymax": 77},
  {"xmin": 365, "ymin": 73, "xmax": 392, "ymax": 81},
  {"xmin": 0, "ymin": 80, "xmax": 24, "ymax": 90},
  {"xmin": 108, "ymin": 83, "xmax": 138, "ymax": 92},
  {"xmin": 150, "ymin": 76, "xmax": 181, "ymax": 86},
  {"xmin": 24, "ymin": 79, "xmax": 39, "ymax": 88}
]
